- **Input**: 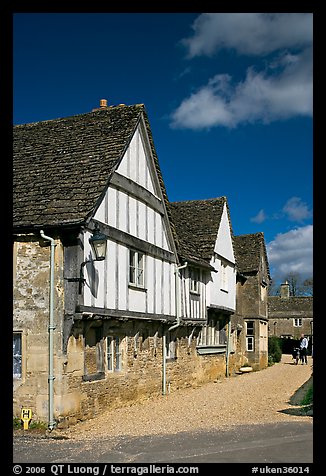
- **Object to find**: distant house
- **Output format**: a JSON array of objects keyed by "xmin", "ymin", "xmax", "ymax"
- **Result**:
[
  {"xmin": 232, "ymin": 233, "xmax": 271, "ymax": 371},
  {"xmin": 13, "ymin": 101, "xmax": 248, "ymax": 429},
  {"xmin": 268, "ymin": 281, "xmax": 313, "ymax": 349}
]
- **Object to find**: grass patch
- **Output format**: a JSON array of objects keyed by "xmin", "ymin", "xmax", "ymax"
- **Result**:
[
  {"xmin": 301, "ymin": 385, "xmax": 313, "ymax": 406},
  {"xmin": 13, "ymin": 417, "xmax": 47, "ymax": 431}
]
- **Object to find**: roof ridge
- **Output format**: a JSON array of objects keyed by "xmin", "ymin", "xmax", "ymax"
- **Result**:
[
  {"xmin": 14, "ymin": 103, "xmax": 145, "ymax": 127},
  {"xmin": 171, "ymin": 196, "xmax": 226, "ymax": 205}
]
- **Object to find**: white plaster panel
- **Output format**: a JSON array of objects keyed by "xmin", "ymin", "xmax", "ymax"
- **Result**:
[
  {"xmin": 163, "ymin": 262, "xmax": 171, "ymax": 315},
  {"xmin": 93, "ymin": 197, "xmax": 105, "ymax": 223},
  {"xmin": 93, "ymin": 258, "xmax": 105, "ymax": 308},
  {"xmin": 129, "ymin": 196, "xmax": 137, "ymax": 237},
  {"xmin": 137, "ymin": 137, "xmax": 147, "ymax": 188},
  {"xmin": 155, "ymin": 259, "xmax": 162, "ymax": 313},
  {"xmin": 117, "ymin": 244, "xmax": 127, "ymax": 310},
  {"xmin": 118, "ymin": 190, "xmax": 128, "ymax": 233},
  {"xmin": 128, "ymin": 288, "xmax": 146, "ymax": 313},
  {"xmin": 106, "ymin": 239, "xmax": 116, "ymax": 309},
  {"xmin": 214, "ymin": 204, "xmax": 235, "ymax": 263},
  {"xmin": 147, "ymin": 207, "xmax": 155, "ymax": 244},
  {"xmin": 129, "ymin": 131, "xmax": 138, "ymax": 183},
  {"xmin": 155, "ymin": 212, "xmax": 162, "ymax": 248},
  {"xmin": 117, "ymin": 149, "xmax": 128, "ymax": 176},
  {"xmin": 138, "ymin": 201, "xmax": 146, "ymax": 241},
  {"xmin": 145, "ymin": 255, "xmax": 154, "ymax": 314},
  {"xmin": 146, "ymin": 165, "xmax": 155, "ymax": 194},
  {"xmin": 107, "ymin": 187, "xmax": 117, "ymax": 228}
]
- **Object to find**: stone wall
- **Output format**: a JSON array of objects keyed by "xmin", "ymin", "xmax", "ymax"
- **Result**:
[
  {"xmin": 13, "ymin": 236, "xmax": 66, "ymax": 422},
  {"xmin": 268, "ymin": 296, "xmax": 313, "ymax": 340},
  {"xmin": 233, "ymin": 273, "xmax": 269, "ymax": 371},
  {"xmin": 56, "ymin": 320, "xmax": 234, "ymax": 427}
]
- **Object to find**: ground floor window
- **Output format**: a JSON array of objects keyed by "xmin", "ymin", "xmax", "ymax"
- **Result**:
[
  {"xmin": 129, "ymin": 250, "xmax": 145, "ymax": 288},
  {"xmin": 107, "ymin": 336, "xmax": 123, "ymax": 372},
  {"xmin": 13, "ymin": 333, "xmax": 22, "ymax": 378},
  {"xmin": 293, "ymin": 318, "xmax": 302, "ymax": 327},
  {"xmin": 198, "ymin": 318, "xmax": 227, "ymax": 346},
  {"xmin": 246, "ymin": 321, "xmax": 255, "ymax": 352}
]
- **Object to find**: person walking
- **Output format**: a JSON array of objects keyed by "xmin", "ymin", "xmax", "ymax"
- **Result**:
[{"xmin": 299, "ymin": 334, "xmax": 309, "ymax": 364}]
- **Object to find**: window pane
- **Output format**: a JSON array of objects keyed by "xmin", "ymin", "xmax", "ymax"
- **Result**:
[
  {"xmin": 115, "ymin": 337, "xmax": 121, "ymax": 371},
  {"xmin": 137, "ymin": 253, "xmax": 144, "ymax": 286},
  {"xmin": 247, "ymin": 336, "xmax": 254, "ymax": 351},
  {"xmin": 246, "ymin": 322, "xmax": 254, "ymax": 335},
  {"xmin": 129, "ymin": 265, "xmax": 135, "ymax": 284},
  {"xmin": 107, "ymin": 336, "xmax": 113, "ymax": 371},
  {"xmin": 129, "ymin": 250, "xmax": 135, "ymax": 284},
  {"xmin": 137, "ymin": 253, "xmax": 143, "ymax": 270},
  {"xmin": 219, "ymin": 327, "xmax": 227, "ymax": 345},
  {"xmin": 137, "ymin": 267, "xmax": 144, "ymax": 286}
]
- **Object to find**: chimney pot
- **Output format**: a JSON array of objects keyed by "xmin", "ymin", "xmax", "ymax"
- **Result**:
[{"xmin": 100, "ymin": 99, "xmax": 108, "ymax": 108}]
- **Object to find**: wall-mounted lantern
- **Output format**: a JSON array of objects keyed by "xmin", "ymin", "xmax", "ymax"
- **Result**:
[
  {"xmin": 89, "ymin": 223, "xmax": 108, "ymax": 261},
  {"xmin": 78, "ymin": 223, "xmax": 108, "ymax": 293},
  {"xmin": 65, "ymin": 223, "xmax": 108, "ymax": 293}
]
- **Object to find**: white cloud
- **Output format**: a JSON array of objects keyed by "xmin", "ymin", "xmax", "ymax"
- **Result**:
[
  {"xmin": 171, "ymin": 13, "xmax": 313, "ymax": 130},
  {"xmin": 171, "ymin": 48, "xmax": 312, "ymax": 129},
  {"xmin": 282, "ymin": 197, "xmax": 312, "ymax": 222},
  {"xmin": 250, "ymin": 209, "xmax": 267, "ymax": 224},
  {"xmin": 182, "ymin": 13, "xmax": 312, "ymax": 58},
  {"xmin": 266, "ymin": 225, "xmax": 313, "ymax": 280}
]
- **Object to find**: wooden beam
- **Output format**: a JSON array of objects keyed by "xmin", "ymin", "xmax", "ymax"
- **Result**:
[
  {"xmin": 75, "ymin": 305, "xmax": 176, "ymax": 322},
  {"xmin": 91, "ymin": 219, "xmax": 176, "ymax": 263},
  {"xmin": 110, "ymin": 172, "xmax": 164, "ymax": 215}
]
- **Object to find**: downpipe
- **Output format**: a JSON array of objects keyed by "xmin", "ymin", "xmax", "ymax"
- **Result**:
[
  {"xmin": 40, "ymin": 230, "xmax": 56, "ymax": 431},
  {"xmin": 225, "ymin": 315, "xmax": 232, "ymax": 377}
]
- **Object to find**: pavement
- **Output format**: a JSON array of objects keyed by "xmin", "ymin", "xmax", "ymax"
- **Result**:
[{"xmin": 13, "ymin": 421, "xmax": 313, "ymax": 464}]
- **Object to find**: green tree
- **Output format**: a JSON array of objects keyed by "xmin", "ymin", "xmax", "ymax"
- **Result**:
[{"xmin": 268, "ymin": 336, "xmax": 282, "ymax": 365}]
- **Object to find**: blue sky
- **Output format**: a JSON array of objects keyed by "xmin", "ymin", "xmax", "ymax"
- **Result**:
[{"xmin": 13, "ymin": 13, "xmax": 313, "ymax": 285}]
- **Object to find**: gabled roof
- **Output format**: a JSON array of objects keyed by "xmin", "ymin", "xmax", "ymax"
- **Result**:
[
  {"xmin": 233, "ymin": 232, "xmax": 270, "ymax": 279},
  {"xmin": 268, "ymin": 296, "xmax": 313, "ymax": 317},
  {"xmin": 169, "ymin": 197, "xmax": 231, "ymax": 268},
  {"xmin": 13, "ymin": 104, "xmax": 171, "ymax": 232}
]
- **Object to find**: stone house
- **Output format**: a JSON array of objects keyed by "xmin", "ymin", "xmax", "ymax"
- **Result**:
[
  {"xmin": 13, "ymin": 100, "xmax": 246, "ymax": 429},
  {"xmin": 232, "ymin": 233, "xmax": 270, "ymax": 370},
  {"xmin": 268, "ymin": 281, "xmax": 313, "ymax": 350}
]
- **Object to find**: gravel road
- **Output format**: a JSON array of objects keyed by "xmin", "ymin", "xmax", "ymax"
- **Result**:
[{"xmin": 58, "ymin": 354, "xmax": 313, "ymax": 441}]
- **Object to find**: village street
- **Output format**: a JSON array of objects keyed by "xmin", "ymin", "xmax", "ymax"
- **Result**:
[{"xmin": 13, "ymin": 355, "xmax": 314, "ymax": 465}]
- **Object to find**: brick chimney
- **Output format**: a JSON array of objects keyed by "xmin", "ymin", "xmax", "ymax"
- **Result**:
[
  {"xmin": 100, "ymin": 99, "xmax": 108, "ymax": 108},
  {"xmin": 92, "ymin": 99, "xmax": 108, "ymax": 111},
  {"xmin": 280, "ymin": 281, "xmax": 290, "ymax": 298}
]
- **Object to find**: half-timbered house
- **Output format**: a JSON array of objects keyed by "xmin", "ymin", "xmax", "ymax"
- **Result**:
[{"xmin": 13, "ymin": 100, "xmax": 254, "ymax": 429}]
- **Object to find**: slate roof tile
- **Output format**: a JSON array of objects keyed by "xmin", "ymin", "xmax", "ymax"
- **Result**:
[
  {"xmin": 268, "ymin": 296, "xmax": 313, "ymax": 315},
  {"xmin": 13, "ymin": 105, "xmax": 145, "ymax": 229},
  {"xmin": 233, "ymin": 232, "xmax": 270, "ymax": 279},
  {"xmin": 169, "ymin": 197, "xmax": 230, "ymax": 267}
]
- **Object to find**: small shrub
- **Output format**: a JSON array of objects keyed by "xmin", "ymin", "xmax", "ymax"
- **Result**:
[
  {"xmin": 13, "ymin": 417, "xmax": 22, "ymax": 429},
  {"xmin": 268, "ymin": 336, "xmax": 282, "ymax": 365}
]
